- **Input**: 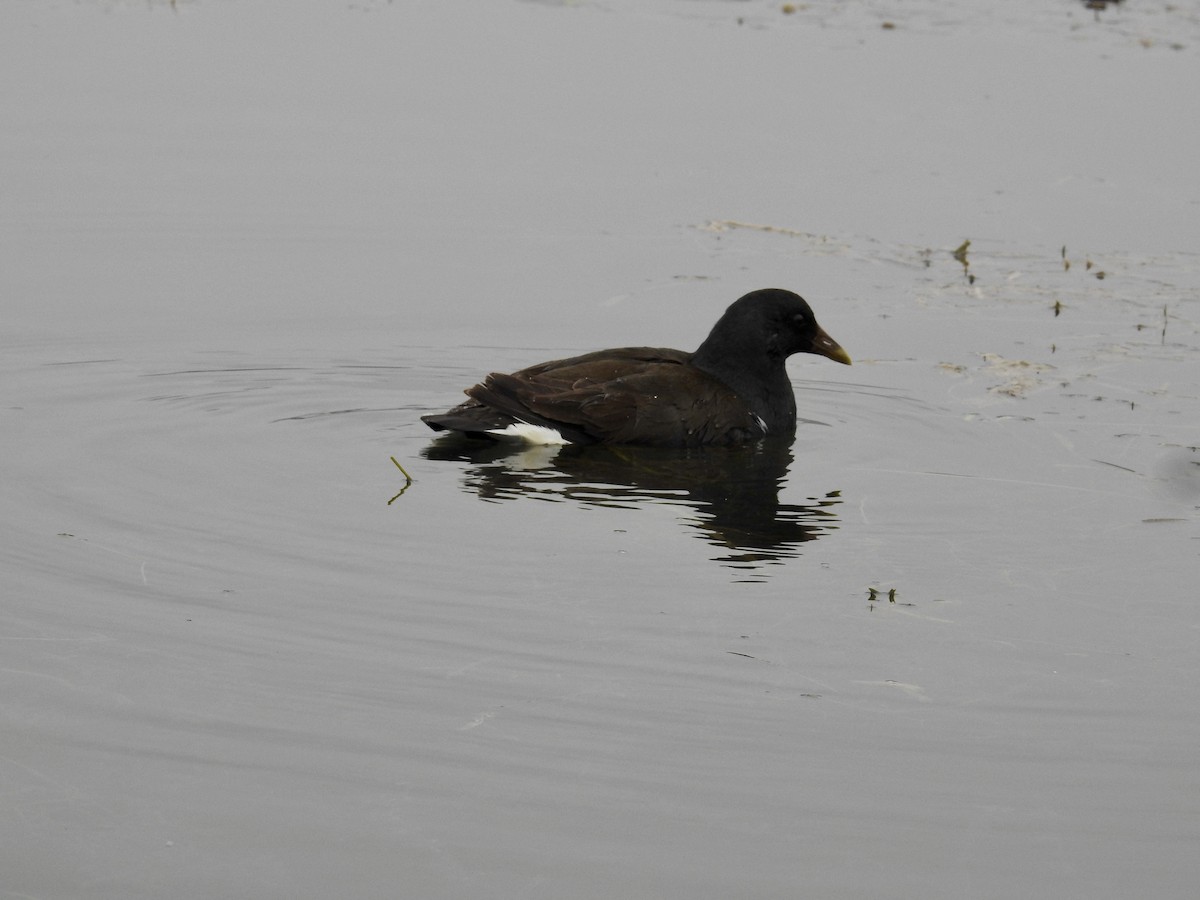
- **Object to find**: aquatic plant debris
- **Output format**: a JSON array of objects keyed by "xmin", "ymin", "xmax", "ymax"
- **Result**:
[
  {"xmin": 952, "ymin": 239, "xmax": 975, "ymax": 283},
  {"xmin": 388, "ymin": 456, "xmax": 414, "ymax": 504},
  {"xmin": 981, "ymin": 353, "xmax": 1055, "ymax": 397},
  {"xmin": 867, "ymin": 587, "xmax": 909, "ymax": 610}
]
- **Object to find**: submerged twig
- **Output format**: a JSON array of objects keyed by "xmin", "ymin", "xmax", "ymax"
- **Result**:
[{"xmin": 388, "ymin": 456, "xmax": 414, "ymax": 505}]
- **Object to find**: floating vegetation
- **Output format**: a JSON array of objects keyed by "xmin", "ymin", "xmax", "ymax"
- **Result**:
[
  {"xmin": 1133, "ymin": 305, "xmax": 1172, "ymax": 344},
  {"xmin": 1132, "ymin": 304, "xmax": 1171, "ymax": 343},
  {"xmin": 982, "ymin": 353, "xmax": 1056, "ymax": 398},
  {"xmin": 952, "ymin": 239, "xmax": 973, "ymax": 283},
  {"xmin": 1060, "ymin": 245, "xmax": 1106, "ymax": 279},
  {"xmin": 703, "ymin": 219, "xmax": 828, "ymax": 241},
  {"xmin": 867, "ymin": 586, "xmax": 911, "ymax": 610},
  {"xmin": 387, "ymin": 456, "xmax": 414, "ymax": 505}
]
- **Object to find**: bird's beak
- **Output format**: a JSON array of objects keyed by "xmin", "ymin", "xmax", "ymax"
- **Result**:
[{"xmin": 811, "ymin": 325, "xmax": 852, "ymax": 365}]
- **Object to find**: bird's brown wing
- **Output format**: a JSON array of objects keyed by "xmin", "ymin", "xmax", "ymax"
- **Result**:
[{"xmin": 468, "ymin": 352, "xmax": 763, "ymax": 446}]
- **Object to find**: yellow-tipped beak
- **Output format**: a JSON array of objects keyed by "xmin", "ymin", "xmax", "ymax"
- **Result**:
[{"xmin": 812, "ymin": 325, "xmax": 852, "ymax": 365}]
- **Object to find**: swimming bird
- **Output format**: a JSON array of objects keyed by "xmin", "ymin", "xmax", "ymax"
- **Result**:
[{"xmin": 421, "ymin": 288, "xmax": 851, "ymax": 447}]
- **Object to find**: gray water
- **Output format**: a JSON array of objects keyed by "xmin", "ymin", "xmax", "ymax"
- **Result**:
[{"xmin": 4, "ymin": 1, "xmax": 1199, "ymax": 898}]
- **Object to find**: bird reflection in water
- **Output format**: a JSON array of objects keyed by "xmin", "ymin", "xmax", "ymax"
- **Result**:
[{"xmin": 420, "ymin": 436, "xmax": 841, "ymax": 576}]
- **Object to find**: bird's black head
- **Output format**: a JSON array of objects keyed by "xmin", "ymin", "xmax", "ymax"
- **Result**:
[{"xmin": 693, "ymin": 288, "xmax": 852, "ymax": 371}]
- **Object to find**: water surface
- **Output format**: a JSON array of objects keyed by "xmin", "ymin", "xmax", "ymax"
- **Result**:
[{"xmin": 3, "ymin": 2, "xmax": 1198, "ymax": 898}]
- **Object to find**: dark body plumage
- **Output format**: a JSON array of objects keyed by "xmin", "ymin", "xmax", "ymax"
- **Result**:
[{"xmin": 421, "ymin": 288, "xmax": 851, "ymax": 447}]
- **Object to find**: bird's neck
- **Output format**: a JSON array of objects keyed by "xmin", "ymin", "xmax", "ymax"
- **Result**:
[{"xmin": 692, "ymin": 349, "xmax": 797, "ymax": 431}]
